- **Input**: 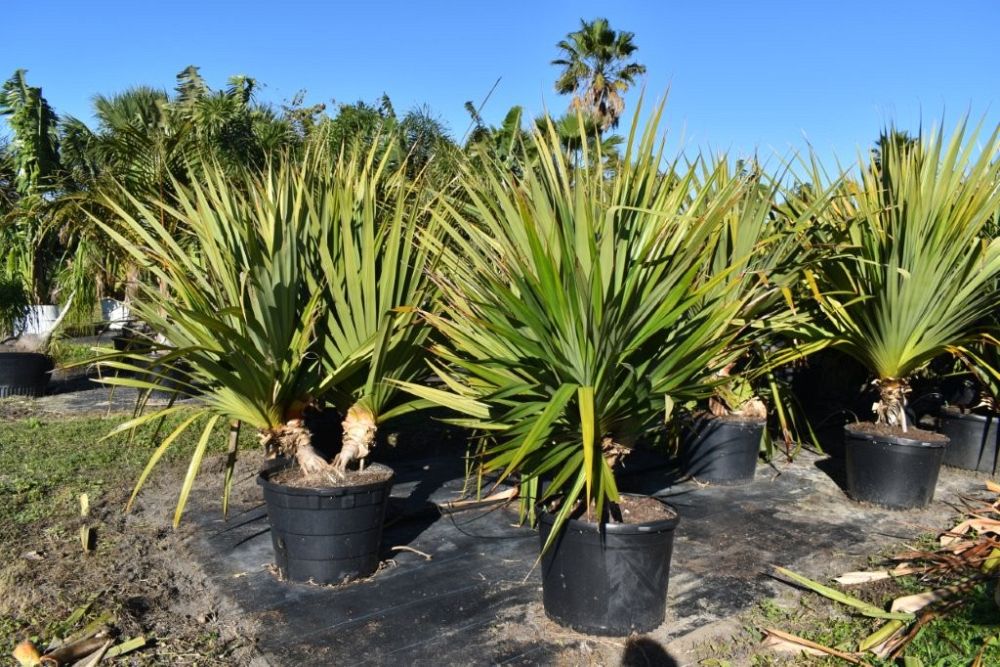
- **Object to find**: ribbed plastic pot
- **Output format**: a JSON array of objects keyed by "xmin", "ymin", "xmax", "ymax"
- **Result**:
[
  {"xmin": 538, "ymin": 496, "xmax": 679, "ymax": 636},
  {"xmin": 938, "ymin": 407, "xmax": 999, "ymax": 474},
  {"xmin": 0, "ymin": 352, "xmax": 53, "ymax": 398},
  {"xmin": 129, "ymin": 356, "xmax": 191, "ymax": 398},
  {"xmin": 258, "ymin": 462, "xmax": 394, "ymax": 584},
  {"xmin": 844, "ymin": 424, "xmax": 947, "ymax": 509},
  {"xmin": 681, "ymin": 415, "xmax": 763, "ymax": 484},
  {"xmin": 112, "ymin": 335, "xmax": 152, "ymax": 353}
]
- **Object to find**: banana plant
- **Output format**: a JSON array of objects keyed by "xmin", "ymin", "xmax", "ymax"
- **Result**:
[
  {"xmin": 399, "ymin": 104, "xmax": 754, "ymax": 545},
  {"xmin": 93, "ymin": 141, "xmax": 438, "ymax": 525},
  {"xmin": 793, "ymin": 121, "xmax": 1000, "ymax": 430}
]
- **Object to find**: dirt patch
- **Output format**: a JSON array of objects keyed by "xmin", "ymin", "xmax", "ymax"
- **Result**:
[
  {"xmin": 0, "ymin": 396, "xmax": 36, "ymax": 421},
  {"xmin": 0, "ymin": 454, "xmax": 263, "ymax": 665},
  {"xmin": 846, "ymin": 420, "xmax": 949, "ymax": 444},
  {"xmin": 696, "ymin": 411, "xmax": 767, "ymax": 425},
  {"xmin": 545, "ymin": 494, "xmax": 677, "ymax": 525},
  {"xmin": 268, "ymin": 461, "xmax": 393, "ymax": 489},
  {"xmin": 618, "ymin": 495, "xmax": 676, "ymax": 524}
]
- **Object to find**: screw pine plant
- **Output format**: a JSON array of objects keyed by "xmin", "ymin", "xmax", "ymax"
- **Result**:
[
  {"xmin": 800, "ymin": 122, "xmax": 1000, "ymax": 430},
  {"xmin": 400, "ymin": 104, "xmax": 758, "ymax": 544},
  {"xmin": 94, "ymin": 142, "xmax": 437, "ymax": 524},
  {"xmin": 692, "ymin": 157, "xmax": 830, "ymax": 452}
]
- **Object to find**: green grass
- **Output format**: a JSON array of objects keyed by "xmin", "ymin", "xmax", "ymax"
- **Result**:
[
  {"xmin": 702, "ymin": 577, "xmax": 1000, "ymax": 665},
  {"xmin": 47, "ymin": 338, "xmax": 106, "ymax": 368},
  {"xmin": 0, "ymin": 410, "xmax": 259, "ymax": 663},
  {"xmin": 0, "ymin": 410, "xmax": 246, "ymax": 540}
]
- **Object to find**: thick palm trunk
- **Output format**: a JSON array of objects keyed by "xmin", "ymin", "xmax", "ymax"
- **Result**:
[
  {"xmin": 123, "ymin": 263, "xmax": 140, "ymax": 304},
  {"xmin": 262, "ymin": 406, "xmax": 378, "ymax": 480},
  {"xmin": 874, "ymin": 377, "xmax": 909, "ymax": 430},
  {"xmin": 332, "ymin": 405, "xmax": 377, "ymax": 476},
  {"xmin": 261, "ymin": 419, "xmax": 328, "ymax": 475}
]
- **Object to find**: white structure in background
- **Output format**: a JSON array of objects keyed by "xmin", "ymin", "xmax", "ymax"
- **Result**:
[
  {"xmin": 16, "ymin": 305, "xmax": 62, "ymax": 336},
  {"xmin": 13, "ymin": 299, "xmax": 132, "ymax": 336},
  {"xmin": 101, "ymin": 298, "xmax": 131, "ymax": 330}
]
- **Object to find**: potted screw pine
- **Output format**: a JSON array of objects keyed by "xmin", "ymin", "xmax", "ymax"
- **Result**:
[
  {"xmin": 799, "ymin": 123, "xmax": 1000, "ymax": 508},
  {"xmin": 934, "ymin": 341, "xmax": 1000, "ymax": 474},
  {"xmin": 96, "ymin": 143, "xmax": 437, "ymax": 584},
  {"xmin": 402, "ymin": 107, "xmax": 756, "ymax": 635},
  {"xmin": 681, "ymin": 159, "xmax": 825, "ymax": 483}
]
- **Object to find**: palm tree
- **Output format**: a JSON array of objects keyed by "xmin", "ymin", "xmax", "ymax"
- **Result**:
[
  {"xmin": 400, "ymin": 104, "xmax": 751, "ymax": 539},
  {"xmin": 96, "ymin": 141, "xmax": 440, "ymax": 524},
  {"xmin": 796, "ymin": 122, "xmax": 1000, "ymax": 429},
  {"xmin": 537, "ymin": 111, "xmax": 623, "ymax": 166},
  {"xmin": 0, "ymin": 70, "xmax": 62, "ymax": 303},
  {"xmin": 871, "ymin": 128, "xmax": 919, "ymax": 171},
  {"xmin": 55, "ymin": 67, "xmax": 299, "ymax": 307},
  {"xmin": 552, "ymin": 18, "xmax": 646, "ymax": 132}
]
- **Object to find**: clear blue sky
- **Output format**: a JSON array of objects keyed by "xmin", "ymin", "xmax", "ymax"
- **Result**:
[{"xmin": 4, "ymin": 1, "xmax": 1000, "ymax": 166}]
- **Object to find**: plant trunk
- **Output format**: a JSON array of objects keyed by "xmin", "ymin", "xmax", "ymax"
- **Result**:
[
  {"xmin": 875, "ymin": 377, "xmax": 909, "ymax": 431},
  {"xmin": 261, "ymin": 419, "xmax": 328, "ymax": 476},
  {"xmin": 332, "ymin": 404, "xmax": 377, "ymax": 476},
  {"xmin": 124, "ymin": 263, "xmax": 140, "ymax": 304}
]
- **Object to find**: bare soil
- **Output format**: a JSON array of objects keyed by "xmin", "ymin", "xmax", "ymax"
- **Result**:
[
  {"xmin": 846, "ymin": 420, "xmax": 949, "ymax": 444},
  {"xmin": 697, "ymin": 410, "xmax": 766, "ymax": 425},
  {"xmin": 0, "ymin": 454, "xmax": 264, "ymax": 665},
  {"xmin": 616, "ymin": 495, "xmax": 677, "ymax": 524},
  {"xmin": 941, "ymin": 404, "xmax": 998, "ymax": 419},
  {"xmin": 269, "ymin": 461, "xmax": 393, "ymax": 489},
  {"xmin": 550, "ymin": 494, "xmax": 677, "ymax": 525}
]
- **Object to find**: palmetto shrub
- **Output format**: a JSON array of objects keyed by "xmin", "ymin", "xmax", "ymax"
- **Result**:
[
  {"xmin": 795, "ymin": 122, "xmax": 1000, "ymax": 429},
  {"xmin": 95, "ymin": 143, "xmax": 438, "ymax": 524},
  {"xmin": 400, "ymin": 108, "xmax": 769, "ymax": 540}
]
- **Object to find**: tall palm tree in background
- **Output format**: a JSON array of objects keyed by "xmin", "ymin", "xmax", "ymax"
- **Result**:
[
  {"xmin": 0, "ymin": 70, "xmax": 62, "ymax": 303},
  {"xmin": 57, "ymin": 84, "xmax": 192, "ymax": 306},
  {"xmin": 55, "ymin": 66, "xmax": 298, "ymax": 307},
  {"xmin": 552, "ymin": 18, "xmax": 646, "ymax": 132},
  {"xmin": 3, "ymin": 64, "xmax": 465, "ymax": 321}
]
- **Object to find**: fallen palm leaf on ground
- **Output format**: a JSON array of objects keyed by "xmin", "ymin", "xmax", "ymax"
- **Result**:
[
  {"xmin": 761, "ymin": 628, "xmax": 872, "ymax": 665},
  {"xmin": 772, "ymin": 566, "xmax": 914, "ymax": 621},
  {"xmin": 764, "ymin": 482, "xmax": 1000, "ymax": 661},
  {"xmin": 833, "ymin": 563, "xmax": 929, "ymax": 585},
  {"xmin": 9, "ymin": 599, "xmax": 147, "ymax": 666}
]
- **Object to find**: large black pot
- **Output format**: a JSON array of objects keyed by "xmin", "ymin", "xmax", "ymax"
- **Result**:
[
  {"xmin": 112, "ymin": 334, "xmax": 154, "ymax": 353},
  {"xmin": 681, "ymin": 415, "xmax": 763, "ymax": 484},
  {"xmin": 0, "ymin": 352, "xmax": 53, "ymax": 398},
  {"xmin": 127, "ymin": 356, "xmax": 192, "ymax": 399},
  {"xmin": 258, "ymin": 463, "xmax": 394, "ymax": 585},
  {"xmin": 938, "ymin": 407, "xmax": 999, "ymax": 474},
  {"xmin": 538, "ymin": 496, "xmax": 679, "ymax": 636},
  {"xmin": 844, "ymin": 423, "xmax": 947, "ymax": 509}
]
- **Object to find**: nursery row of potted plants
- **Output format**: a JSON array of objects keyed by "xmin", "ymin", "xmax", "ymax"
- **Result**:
[{"xmin": 7, "ymin": 108, "xmax": 1000, "ymax": 638}]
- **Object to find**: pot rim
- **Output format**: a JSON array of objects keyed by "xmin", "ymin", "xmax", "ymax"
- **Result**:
[
  {"xmin": 693, "ymin": 412, "xmax": 767, "ymax": 426},
  {"xmin": 939, "ymin": 405, "xmax": 999, "ymax": 424},
  {"xmin": 0, "ymin": 351, "xmax": 53, "ymax": 361},
  {"xmin": 844, "ymin": 422, "xmax": 948, "ymax": 449},
  {"xmin": 539, "ymin": 493, "xmax": 680, "ymax": 534},
  {"xmin": 257, "ymin": 459, "xmax": 394, "ymax": 496}
]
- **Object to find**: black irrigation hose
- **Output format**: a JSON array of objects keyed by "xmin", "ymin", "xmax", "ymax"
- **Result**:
[{"xmin": 437, "ymin": 498, "xmax": 534, "ymax": 541}]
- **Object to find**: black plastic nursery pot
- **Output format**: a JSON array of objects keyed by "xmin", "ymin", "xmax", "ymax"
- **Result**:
[
  {"xmin": 538, "ymin": 495, "xmax": 679, "ymax": 636},
  {"xmin": 257, "ymin": 462, "xmax": 394, "ymax": 585},
  {"xmin": 844, "ymin": 423, "xmax": 948, "ymax": 509},
  {"xmin": 681, "ymin": 414, "xmax": 763, "ymax": 484},
  {"xmin": 0, "ymin": 352, "xmax": 53, "ymax": 398},
  {"xmin": 112, "ymin": 334, "xmax": 153, "ymax": 353},
  {"xmin": 129, "ymin": 356, "xmax": 192, "ymax": 398},
  {"xmin": 938, "ymin": 407, "xmax": 999, "ymax": 475}
]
